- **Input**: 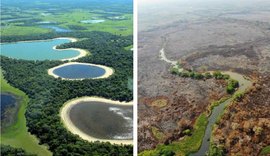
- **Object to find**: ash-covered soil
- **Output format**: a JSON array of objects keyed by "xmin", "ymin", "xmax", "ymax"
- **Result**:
[{"xmin": 138, "ymin": 1, "xmax": 270, "ymax": 152}]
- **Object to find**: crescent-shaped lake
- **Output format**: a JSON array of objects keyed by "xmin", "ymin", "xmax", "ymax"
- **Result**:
[{"xmin": 1, "ymin": 38, "xmax": 80, "ymax": 60}]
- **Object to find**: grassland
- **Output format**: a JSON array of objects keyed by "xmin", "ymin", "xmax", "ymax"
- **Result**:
[
  {"xmin": 151, "ymin": 127, "xmax": 165, "ymax": 141},
  {"xmin": 1, "ymin": 26, "xmax": 52, "ymax": 36},
  {"xmin": 140, "ymin": 114, "xmax": 208, "ymax": 156},
  {"xmin": 1, "ymin": 8, "xmax": 133, "ymax": 36},
  {"xmin": 1, "ymin": 69, "xmax": 52, "ymax": 156}
]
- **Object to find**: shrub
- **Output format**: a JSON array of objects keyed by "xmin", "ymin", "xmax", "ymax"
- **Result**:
[
  {"xmin": 183, "ymin": 129, "xmax": 192, "ymax": 136},
  {"xmin": 204, "ymin": 72, "xmax": 212, "ymax": 79},
  {"xmin": 213, "ymin": 71, "xmax": 223, "ymax": 79}
]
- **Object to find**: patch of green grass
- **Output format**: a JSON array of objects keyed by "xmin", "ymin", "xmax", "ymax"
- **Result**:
[
  {"xmin": 260, "ymin": 146, "xmax": 270, "ymax": 155},
  {"xmin": 1, "ymin": 69, "xmax": 52, "ymax": 156},
  {"xmin": 140, "ymin": 114, "xmax": 208, "ymax": 156},
  {"xmin": 151, "ymin": 127, "xmax": 165, "ymax": 141},
  {"xmin": 1, "ymin": 26, "xmax": 51, "ymax": 36}
]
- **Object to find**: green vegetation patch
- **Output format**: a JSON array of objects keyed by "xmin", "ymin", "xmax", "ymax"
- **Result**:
[
  {"xmin": 140, "ymin": 114, "xmax": 208, "ymax": 156},
  {"xmin": 1, "ymin": 69, "xmax": 52, "ymax": 156},
  {"xmin": 1, "ymin": 26, "xmax": 51, "ymax": 36},
  {"xmin": 151, "ymin": 127, "xmax": 165, "ymax": 141},
  {"xmin": 260, "ymin": 146, "xmax": 270, "ymax": 155},
  {"xmin": 226, "ymin": 79, "xmax": 239, "ymax": 94},
  {"xmin": 1, "ymin": 31, "xmax": 133, "ymax": 155},
  {"xmin": 1, "ymin": 144, "xmax": 36, "ymax": 156},
  {"xmin": 209, "ymin": 96, "xmax": 230, "ymax": 111},
  {"xmin": 170, "ymin": 66, "xmax": 240, "ymax": 95}
]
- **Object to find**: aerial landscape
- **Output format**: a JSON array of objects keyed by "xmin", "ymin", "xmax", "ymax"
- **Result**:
[
  {"xmin": 0, "ymin": 0, "xmax": 133, "ymax": 155},
  {"xmin": 138, "ymin": 0, "xmax": 270, "ymax": 155}
]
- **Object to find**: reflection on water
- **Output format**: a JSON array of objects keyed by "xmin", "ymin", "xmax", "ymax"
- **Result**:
[
  {"xmin": 80, "ymin": 19, "xmax": 105, "ymax": 24},
  {"xmin": 109, "ymin": 107, "xmax": 133, "ymax": 139},
  {"xmin": 41, "ymin": 25, "xmax": 71, "ymax": 32},
  {"xmin": 69, "ymin": 101, "xmax": 133, "ymax": 140},
  {"xmin": 1, "ymin": 38, "xmax": 79, "ymax": 60}
]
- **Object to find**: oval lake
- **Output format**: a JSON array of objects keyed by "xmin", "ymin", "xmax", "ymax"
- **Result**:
[
  {"xmin": 1, "ymin": 38, "xmax": 80, "ymax": 60},
  {"xmin": 69, "ymin": 101, "xmax": 133, "ymax": 140},
  {"xmin": 52, "ymin": 64, "xmax": 106, "ymax": 79}
]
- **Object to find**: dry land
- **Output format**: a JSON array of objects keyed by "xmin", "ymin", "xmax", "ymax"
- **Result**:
[{"xmin": 138, "ymin": 1, "xmax": 270, "ymax": 154}]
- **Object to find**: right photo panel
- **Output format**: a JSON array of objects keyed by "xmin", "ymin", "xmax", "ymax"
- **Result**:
[{"xmin": 138, "ymin": 0, "xmax": 270, "ymax": 155}]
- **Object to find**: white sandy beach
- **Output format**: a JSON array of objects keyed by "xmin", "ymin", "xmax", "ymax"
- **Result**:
[
  {"xmin": 52, "ymin": 46, "xmax": 89, "ymax": 61},
  {"xmin": 47, "ymin": 62, "xmax": 114, "ymax": 80},
  {"xmin": 52, "ymin": 37, "xmax": 89, "ymax": 61},
  {"xmin": 60, "ymin": 97, "xmax": 133, "ymax": 145},
  {"xmin": 55, "ymin": 37, "xmax": 78, "ymax": 42}
]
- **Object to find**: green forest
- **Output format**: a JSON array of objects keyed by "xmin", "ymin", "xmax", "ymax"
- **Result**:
[{"xmin": 1, "ymin": 31, "xmax": 133, "ymax": 155}]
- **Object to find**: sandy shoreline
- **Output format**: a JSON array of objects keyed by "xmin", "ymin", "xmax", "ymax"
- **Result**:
[
  {"xmin": 52, "ymin": 37, "xmax": 89, "ymax": 61},
  {"xmin": 48, "ymin": 62, "xmax": 114, "ymax": 80},
  {"xmin": 60, "ymin": 97, "xmax": 133, "ymax": 145},
  {"xmin": 52, "ymin": 45, "xmax": 89, "ymax": 61}
]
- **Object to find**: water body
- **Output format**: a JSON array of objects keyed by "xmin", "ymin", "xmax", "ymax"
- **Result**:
[
  {"xmin": 80, "ymin": 19, "xmax": 105, "ymax": 24},
  {"xmin": 114, "ymin": 26, "xmax": 128, "ymax": 31},
  {"xmin": 52, "ymin": 64, "xmax": 106, "ymax": 79},
  {"xmin": 41, "ymin": 25, "xmax": 71, "ymax": 32},
  {"xmin": 0, "ymin": 93, "xmax": 17, "ymax": 120},
  {"xmin": 191, "ymin": 72, "xmax": 252, "ymax": 156},
  {"xmin": 69, "ymin": 101, "xmax": 133, "ymax": 140},
  {"xmin": 1, "ymin": 38, "xmax": 80, "ymax": 60}
]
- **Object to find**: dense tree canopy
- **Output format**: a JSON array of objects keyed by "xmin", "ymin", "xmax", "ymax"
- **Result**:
[
  {"xmin": 1, "ymin": 31, "xmax": 133, "ymax": 155},
  {"xmin": 1, "ymin": 145, "xmax": 36, "ymax": 156}
]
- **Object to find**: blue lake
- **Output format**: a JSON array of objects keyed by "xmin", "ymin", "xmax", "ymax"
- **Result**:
[
  {"xmin": 1, "ymin": 38, "xmax": 80, "ymax": 60},
  {"xmin": 53, "ymin": 64, "xmax": 106, "ymax": 79},
  {"xmin": 80, "ymin": 19, "xmax": 105, "ymax": 24},
  {"xmin": 0, "ymin": 94, "xmax": 17, "ymax": 119},
  {"xmin": 41, "ymin": 25, "xmax": 72, "ymax": 32}
]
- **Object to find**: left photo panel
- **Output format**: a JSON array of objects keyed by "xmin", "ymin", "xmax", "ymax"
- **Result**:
[{"xmin": 0, "ymin": 0, "xmax": 134, "ymax": 155}]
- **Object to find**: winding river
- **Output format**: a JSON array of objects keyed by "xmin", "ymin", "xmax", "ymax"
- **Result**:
[
  {"xmin": 190, "ymin": 72, "xmax": 252, "ymax": 156},
  {"xmin": 159, "ymin": 37, "xmax": 253, "ymax": 155}
]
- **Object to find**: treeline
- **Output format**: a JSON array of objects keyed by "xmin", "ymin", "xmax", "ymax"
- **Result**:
[
  {"xmin": 1, "ymin": 31, "xmax": 132, "ymax": 43},
  {"xmin": 1, "ymin": 145, "xmax": 36, "ymax": 156},
  {"xmin": 170, "ymin": 66, "xmax": 239, "ymax": 94},
  {"xmin": 1, "ymin": 31, "xmax": 133, "ymax": 155}
]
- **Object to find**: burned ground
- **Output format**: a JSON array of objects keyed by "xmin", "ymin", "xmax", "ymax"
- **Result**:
[{"xmin": 138, "ymin": 2, "xmax": 270, "ymax": 152}]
